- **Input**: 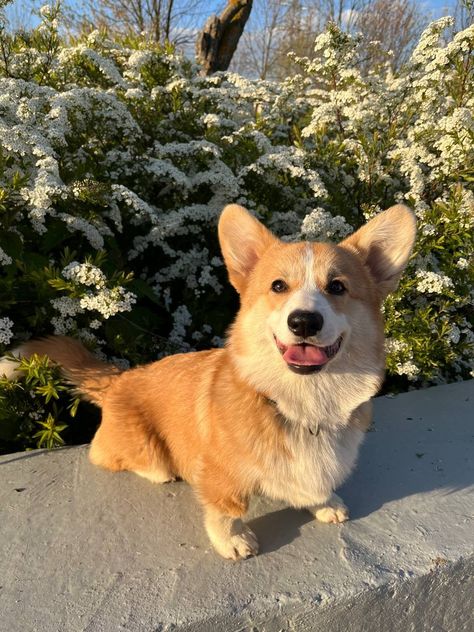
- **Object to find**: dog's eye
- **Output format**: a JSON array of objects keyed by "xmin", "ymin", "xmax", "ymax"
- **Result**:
[
  {"xmin": 271, "ymin": 279, "xmax": 288, "ymax": 293},
  {"xmin": 327, "ymin": 279, "xmax": 346, "ymax": 295}
]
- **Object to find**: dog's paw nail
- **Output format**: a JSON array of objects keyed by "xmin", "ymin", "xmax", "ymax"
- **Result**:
[
  {"xmin": 315, "ymin": 506, "xmax": 349, "ymax": 524},
  {"xmin": 232, "ymin": 529, "xmax": 259, "ymax": 559},
  {"xmin": 218, "ymin": 526, "xmax": 259, "ymax": 560}
]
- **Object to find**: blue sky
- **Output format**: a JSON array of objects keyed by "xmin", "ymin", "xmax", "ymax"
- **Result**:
[{"xmin": 2, "ymin": 0, "xmax": 459, "ymax": 33}]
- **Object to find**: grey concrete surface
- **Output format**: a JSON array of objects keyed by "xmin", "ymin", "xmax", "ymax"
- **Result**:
[{"xmin": 0, "ymin": 381, "xmax": 473, "ymax": 632}]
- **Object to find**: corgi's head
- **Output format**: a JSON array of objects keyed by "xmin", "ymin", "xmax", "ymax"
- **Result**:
[{"xmin": 218, "ymin": 204, "xmax": 416, "ymax": 409}]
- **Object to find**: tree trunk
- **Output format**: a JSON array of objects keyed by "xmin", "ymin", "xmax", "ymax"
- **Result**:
[{"xmin": 196, "ymin": 0, "xmax": 253, "ymax": 75}]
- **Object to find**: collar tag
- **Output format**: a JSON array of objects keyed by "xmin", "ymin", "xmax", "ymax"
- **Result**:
[{"xmin": 265, "ymin": 397, "xmax": 320, "ymax": 436}]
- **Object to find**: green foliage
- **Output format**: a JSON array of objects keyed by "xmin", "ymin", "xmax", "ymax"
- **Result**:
[
  {"xmin": 0, "ymin": 354, "xmax": 80, "ymax": 452},
  {"xmin": 0, "ymin": 7, "xmax": 472, "ymax": 454}
]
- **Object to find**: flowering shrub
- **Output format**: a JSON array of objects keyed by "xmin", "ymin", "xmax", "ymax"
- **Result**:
[{"xmin": 0, "ymin": 5, "xmax": 472, "ymax": 452}]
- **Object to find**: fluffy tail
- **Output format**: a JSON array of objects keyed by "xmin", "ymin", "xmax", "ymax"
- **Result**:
[{"xmin": 0, "ymin": 336, "xmax": 121, "ymax": 406}]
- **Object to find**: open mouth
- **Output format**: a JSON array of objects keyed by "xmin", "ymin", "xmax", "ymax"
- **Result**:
[{"xmin": 274, "ymin": 335, "xmax": 344, "ymax": 375}]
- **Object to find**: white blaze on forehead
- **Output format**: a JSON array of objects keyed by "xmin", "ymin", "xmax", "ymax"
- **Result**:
[
  {"xmin": 303, "ymin": 243, "xmax": 317, "ymax": 291},
  {"xmin": 286, "ymin": 243, "xmax": 320, "ymax": 314}
]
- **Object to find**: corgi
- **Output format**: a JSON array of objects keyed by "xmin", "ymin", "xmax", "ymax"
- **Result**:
[{"xmin": 1, "ymin": 204, "xmax": 416, "ymax": 559}]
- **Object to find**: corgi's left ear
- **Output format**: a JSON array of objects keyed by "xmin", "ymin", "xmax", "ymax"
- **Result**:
[
  {"xmin": 219, "ymin": 204, "xmax": 278, "ymax": 293},
  {"xmin": 341, "ymin": 204, "xmax": 417, "ymax": 297}
]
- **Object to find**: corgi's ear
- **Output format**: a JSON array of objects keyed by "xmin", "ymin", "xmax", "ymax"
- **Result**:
[
  {"xmin": 218, "ymin": 204, "xmax": 278, "ymax": 293},
  {"xmin": 341, "ymin": 204, "xmax": 416, "ymax": 298}
]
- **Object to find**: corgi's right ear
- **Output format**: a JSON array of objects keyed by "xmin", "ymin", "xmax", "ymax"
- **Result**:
[{"xmin": 218, "ymin": 205, "xmax": 278, "ymax": 293}]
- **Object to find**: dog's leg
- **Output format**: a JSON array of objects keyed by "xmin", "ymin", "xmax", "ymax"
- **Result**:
[
  {"xmin": 307, "ymin": 493, "xmax": 349, "ymax": 524},
  {"xmin": 197, "ymin": 463, "xmax": 258, "ymax": 560},
  {"xmin": 89, "ymin": 402, "xmax": 176, "ymax": 483},
  {"xmin": 204, "ymin": 505, "xmax": 259, "ymax": 561},
  {"xmin": 307, "ymin": 402, "xmax": 372, "ymax": 523}
]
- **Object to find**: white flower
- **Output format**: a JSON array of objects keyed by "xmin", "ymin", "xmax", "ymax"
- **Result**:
[
  {"xmin": 211, "ymin": 335, "xmax": 224, "ymax": 348},
  {"xmin": 415, "ymin": 270, "xmax": 454, "ymax": 294},
  {"xmin": 110, "ymin": 356, "xmax": 130, "ymax": 370},
  {"xmin": 0, "ymin": 317, "xmax": 14, "ymax": 345},
  {"xmin": 57, "ymin": 214, "xmax": 104, "ymax": 249},
  {"xmin": 62, "ymin": 262, "xmax": 106, "ymax": 289},
  {"xmin": 51, "ymin": 316, "xmax": 75, "ymax": 335},
  {"xmin": 456, "ymin": 258, "xmax": 469, "ymax": 270},
  {"xmin": 79, "ymin": 287, "xmax": 136, "ymax": 319},
  {"xmin": 51, "ymin": 296, "xmax": 83, "ymax": 317},
  {"xmin": 301, "ymin": 208, "xmax": 352, "ymax": 241},
  {"xmin": 168, "ymin": 305, "xmax": 192, "ymax": 347},
  {"xmin": 396, "ymin": 360, "xmax": 420, "ymax": 380},
  {"xmin": 385, "ymin": 338, "xmax": 409, "ymax": 354},
  {"xmin": 447, "ymin": 325, "xmax": 460, "ymax": 344},
  {"xmin": 0, "ymin": 247, "xmax": 12, "ymax": 266},
  {"xmin": 39, "ymin": 4, "xmax": 54, "ymax": 18},
  {"xmin": 201, "ymin": 113, "xmax": 220, "ymax": 126},
  {"xmin": 421, "ymin": 224, "xmax": 436, "ymax": 236},
  {"xmin": 75, "ymin": 47, "xmax": 126, "ymax": 87},
  {"xmin": 125, "ymin": 88, "xmax": 145, "ymax": 99}
]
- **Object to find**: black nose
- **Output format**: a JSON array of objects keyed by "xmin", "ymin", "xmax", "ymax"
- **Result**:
[{"xmin": 287, "ymin": 310, "xmax": 324, "ymax": 338}]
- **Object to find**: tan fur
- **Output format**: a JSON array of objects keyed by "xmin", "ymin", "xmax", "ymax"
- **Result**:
[{"xmin": 5, "ymin": 204, "xmax": 416, "ymax": 559}]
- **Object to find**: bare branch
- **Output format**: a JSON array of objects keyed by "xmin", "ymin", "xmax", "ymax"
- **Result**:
[{"xmin": 68, "ymin": 0, "xmax": 210, "ymax": 45}]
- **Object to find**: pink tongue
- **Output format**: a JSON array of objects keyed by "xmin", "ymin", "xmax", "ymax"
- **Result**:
[{"xmin": 283, "ymin": 344, "xmax": 328, "ymax": 366}]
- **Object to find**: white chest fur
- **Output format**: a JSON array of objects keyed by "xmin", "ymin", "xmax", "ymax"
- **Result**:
[{"xmin": 259, "ymin": 422, "xmax": 364, "ymax": 507}]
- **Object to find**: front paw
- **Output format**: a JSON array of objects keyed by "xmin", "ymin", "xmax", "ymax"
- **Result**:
[
  {"xmin": 308, "ymin": 493, "xmax": 349, "ymax": 524},
  {"xmin": 206, "ymin": 513, "xmax": 259, "ymax": 560},
  {"xmin": 213, "ymin": 523, "xmax": 259, "ymax": 560}
]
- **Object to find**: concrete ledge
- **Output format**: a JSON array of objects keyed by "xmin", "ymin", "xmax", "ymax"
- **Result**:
[{"xmin": 1, "ymin": 381, "xmax": 473, "ymax": 631}]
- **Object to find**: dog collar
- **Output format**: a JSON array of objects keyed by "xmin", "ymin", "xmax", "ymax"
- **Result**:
[{"xmin": 265, "ymin": 397, "xmax": 320, "ymax": 436}]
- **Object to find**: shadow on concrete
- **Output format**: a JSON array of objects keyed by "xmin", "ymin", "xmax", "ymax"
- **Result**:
[
  {"xmin": 0, "ymin": 445, "xmax": 82, "ymax": 467},
  {"xmin": 340, "ymin": 396, "xmax": 474, "ymax": 520},
  {"xmin": 248, "ymin": 507, "xmax": 313, "ymax": 555},
  {"xmin": 250, "ymin": 383, "xmax": 474, "ymax": 545}
]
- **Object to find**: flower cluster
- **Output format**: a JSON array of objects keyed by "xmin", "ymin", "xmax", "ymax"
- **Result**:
[
  {"xmin": 79, "ymin": 287, "xmax": 136, "ymax": 319},
  {"xmin": 0, "ymin": 248, "xmax": 12, "ymax": 266},
  {"xmin": 415, "ymin": 270, "xmax": 454, "ymax": 294},
  {"xmin": 0, "ymin": 317, "xmax": 14, "ymax": 345},
  {"xmin": 62, "ymin": 262, "xmax": 107, "ymax": 288},
  {"xmin": 301, "ymin": 208, "xmax": 352, "ymax": 241},
  {"xmin": 0, "ymin": 7, "xmax": 472, "ymax": 452}
]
